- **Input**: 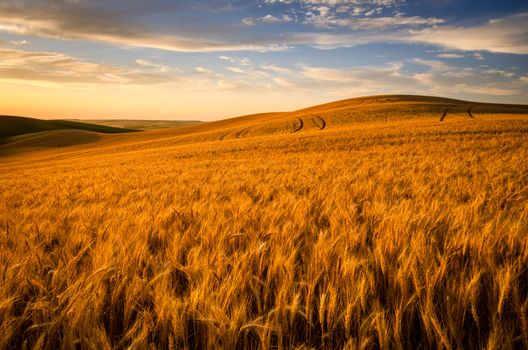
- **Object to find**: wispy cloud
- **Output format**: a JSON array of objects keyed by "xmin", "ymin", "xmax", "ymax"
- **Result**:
[
  {"xmin": 265, "ymin": 0, "xmax": 402, "ymax": 14},
  {"xmin": 270, "ymin": 62, "xmax": 418, "ymax": 97},
  {"xmin": 0, "ymin": 1, "xmax": 288, "ymax": 52},
  {"xmin": 225, "ymin": 66, "xmax": 246, "ymax": 74},
  {"xmin": 407, "ymin": 12, "xmax": 528, "ymax": 54},
  {"xmin": 0, "ymin": 45, "xmax": 275, "ymax": 94},
  {"xmin": 219, "ymin": 56, "xmax": 252, "ymax": 66},
  {"xmin": 10, "ymin": 39, "xmax": 30, "ymax": 46},
  {"xmin": 412, "ymin": 58, "xmax": 449, "ymax": 70},
  {"xmin": 269, "ymin": 59, "xmax": 525, "ymax": 100},
  {"xmin": 305, "ymin": 13, "xmax": 444, "ymax": 29},
  {"xmin": 135, "ymin": 59, "xmax": 170, "ymax": 73},
  {"xmin": 483, "ymin": 69, "xmax": 515, "ymax": 78},
  {"xmin": 262, "ymin": 0, "xmax": 442, "ymax": 30},
  {"xmin": 260, "ymin": 64, "xmax": 293, "ymax": 74},
  {"xmin": 0, "ymin": 47, "xmax": 178, "ymax": 85},
  {"xmin": 288, "ymin": 12, "xmax": 528, "ymax": 55},
  {"xmin": 453, "ymin": 84, "xmax": 516, "ymax": 96},
  {"xmin": 0, "ymin": 1, "xmax": 526, "ymax": 56},
  {"xmin": 225, "ymin": 66, "xmax": 269, "ymax": 78},
  {"xmin": 194, "ymin": 66, "xmax": 213, "ymax": 75},
  {"xmin": 411, "ymin": 61, "xmax": 522, "ymax": 97},
  {"xmin": 436, "ymin": 53, "xmax": 464, "ymax": 59}
]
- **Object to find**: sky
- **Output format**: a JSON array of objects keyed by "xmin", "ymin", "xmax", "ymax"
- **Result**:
[{"xmin": 0, "ymin": 0, "xmax": 527, "ymax": 121}]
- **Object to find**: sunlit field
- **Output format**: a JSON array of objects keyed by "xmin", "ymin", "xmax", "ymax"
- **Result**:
[{"xmin": 1, "ymin": 96, "xmax": 527, "ymax": 349}]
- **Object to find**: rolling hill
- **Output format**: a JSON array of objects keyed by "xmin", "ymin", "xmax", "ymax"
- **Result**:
[
  {"xmin": 127, "ymin": 94, "xmax": 528, "ymax": 143},
  {"xmin": 1, "ymin": 95, "xmax": 527, "ymax": 156},
  {"xmin": 1, "ymin": 94, "xmax": 528, "ymax": 349},
  {"xmin": 0, "ymin": 115, "xmax": 138, "ymax": 140},
  {"xmin": 68, "ymin": 119, "xmax": 202, "ymax": 130}
]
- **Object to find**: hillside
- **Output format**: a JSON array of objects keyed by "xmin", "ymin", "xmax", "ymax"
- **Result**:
[
  {"xmin": 68, "ymin": 119, "xmax": 202, "ymax": 130},
  {"xmin": 1, "ymin": 94, "xmax": 528, "ymax": 349},
  {"xmin": 1, "ymin": 95, "xmax": 527, "ymax": 157},
  {"xmin": 0, "ymin": 115, "xmax": 138, "ymax": 140},
  {"xmin": 147, "ymin": 94, "xmax": 528, "ymax": 142}
]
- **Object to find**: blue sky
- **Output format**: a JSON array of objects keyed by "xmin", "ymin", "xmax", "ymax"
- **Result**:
[{"xmin": 0, "ymin": 0, "xmax": 527, "ymax": 120}]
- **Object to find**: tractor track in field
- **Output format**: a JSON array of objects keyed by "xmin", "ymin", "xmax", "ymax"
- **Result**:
[
  {"xmin": 312, "ymin": 116, "xmax": 326, "ymax": 130},
  {"xmin": 292, "ymin": 118, "xmax": 304, "ymax": 132},
  {"xmin": 440, "ymin": 106, "xmax": 476, "ymax": 122},
  {"xmin": 235, "ymin": 127, "xmax": 251, "ymax": 138},
  {"xmin": 440, "ymin": 108, "xmax": 450, "ymax": 122},
  {"xmin": 468, "ymin": 106, "xmax": 475, "ymax": 118}
]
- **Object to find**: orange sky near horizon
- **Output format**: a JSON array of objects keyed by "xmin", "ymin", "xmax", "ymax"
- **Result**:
[
  {"xmin": 0, "ymin": 80, "xmax": 324, "ymax": 121},
  {"xmin": 1, "ymin": 1, "xmax": 527, "ymax": 121}
]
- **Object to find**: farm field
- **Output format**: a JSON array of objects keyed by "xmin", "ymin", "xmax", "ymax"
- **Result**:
[
  {"xmin": 67, "ymin": 119, "xmax": 203, "ymax": 131},
  {"xmin": 1, "ymin": 95, "xmax": 528, "ymax": 349}
]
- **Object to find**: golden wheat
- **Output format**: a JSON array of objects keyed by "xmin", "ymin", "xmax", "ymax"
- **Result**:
[{"xmin": 0, "ymin": 111, "xmax": 527, "ymax": 349}]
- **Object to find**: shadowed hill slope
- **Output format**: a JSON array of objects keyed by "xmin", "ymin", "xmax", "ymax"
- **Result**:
[
  {"xmin": 0, "ymin": 115, "xmax": 138, "ymax": 139},
  {"xmin": 68, "ymin": 119, "xmax": 202, "ymax": 130},
  {"xmin": 0, "ymin": 130, "xmax": 103, "ymax": 151}
]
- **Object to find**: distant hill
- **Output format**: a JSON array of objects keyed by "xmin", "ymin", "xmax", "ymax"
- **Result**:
[
  {"xmin": 156, "ymin": 94, "xmax": 528, "ymax": 141},
  {"xmin": 69, "ymin": 119, "xmax": 202, "ymax": 130},
  {"xmin": 0, "ymin": 115, "xmax": 138, "ymax": 140},
  {"xmin": 1, "ymin": 95, "xmax": 527, "ymax": 153},
  {"xmin": 1, "ymin": 130, "xmax": 106, "ymax": 151}
]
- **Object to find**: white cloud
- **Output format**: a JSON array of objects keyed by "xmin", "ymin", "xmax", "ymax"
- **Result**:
[
  {"xmin": 242, "ymin": 17, "xmax": 256, "ymax": 25},
  {"xmin": 436, "ymin": 53, "xmax": 464, "ymax": 59},
  {"xmin": 0, "ymin": 47, "xmax": 179, "ymax": 85},
  {"xmin": 269, "ymin": 62, "xmax": 418, "ymax": 97},
  {"xmin": 484, "ymin": 69, "xmax": 515, "ymax": 78},
  {"xmin": 306, "ymin": 13, "xmax": 444, "ymax": 29},
  {"xmin": 260, "ymin": 0, "xmax": 435, "ymax": 34},
  {"xmin": 135, "ymin": 59, "xmax": 170, "ymax": 72},
  {"xmin": 1, "ymin": 43, "xmax": 525, "ymax": 103},
  {"xmin": 453, "ymin": 84, "xmax": 516, "ymax": 96},
  {"xmin": 225, "ymin": 66, "xmax": 269, "ymax": 78},
  {"xmin": 268, "ymin": 59, "xmax": 526, "ymax": 102},
  {"xmin": 219, "ymin": 56, "xmax": 252, "ymax": 66},
  {"xmin": 10, "ymin": 40, "xmax": 29, "ymax": 46},
  {"xmin": 288, "ymin": 12, "xmax": 528, "ymax": 55},
  {"xmin": 301, "ymin": 62, "xmax": 405, "ymax": 84},
  {"xmin": 225, "ymin": 66, "xmax": 246, "ymax": 74},
  {"xmin": 265, "ymin": 0, "xmax": 401, "ymax": 7},
  {"xmin": 261, "ymin": 64, "xmax": 293, "ymax": 74},
  {"xmin": 194, "ymin": 66, "xmax": 213, "ymax": 75},
  {"xmin": 0, "ymin": 2, "xmax": 290, "ymax": 53},
  {"xmin": 408, "ymin": 12, "xmax": 528, "ymax": 54},
  {"xmin": 272, "ymin": 76, "xmax": 297, "ymax": 88},
  {"xmin": 262, "ymin": 14, "xmax": 281, "ymax": 23},
  {"xmin": 264, "ymin": 0, "xmax": 432, "ymax": 30},
  {"xmin": 0, "ymin": 0, "xmax": 526, "ymax": 56},
  {"xmin": 259, "ymin": 2, "xmax": 528, "ymax": 55},
  {"xmin": 412, "ymin": 58, "xmax": 449, "ymax": 70},
  {"xmin": 244, "ymin": 14, "xmax": 295, "ymax": 24}
]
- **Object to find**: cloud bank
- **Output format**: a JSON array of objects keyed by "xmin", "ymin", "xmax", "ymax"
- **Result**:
[{"xmin": 0, "ymin": 1, "xmax": 526, "ymax": 54}]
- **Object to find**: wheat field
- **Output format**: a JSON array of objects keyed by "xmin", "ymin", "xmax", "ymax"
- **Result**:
[{"xmin": 1, "ymin": 96, "xmax": 528, "ymax": 349}]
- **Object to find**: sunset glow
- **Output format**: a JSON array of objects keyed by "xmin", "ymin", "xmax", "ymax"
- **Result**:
[{"xmin": 1, "ymin": 0, "xmax": 527, "ymax": 120}]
